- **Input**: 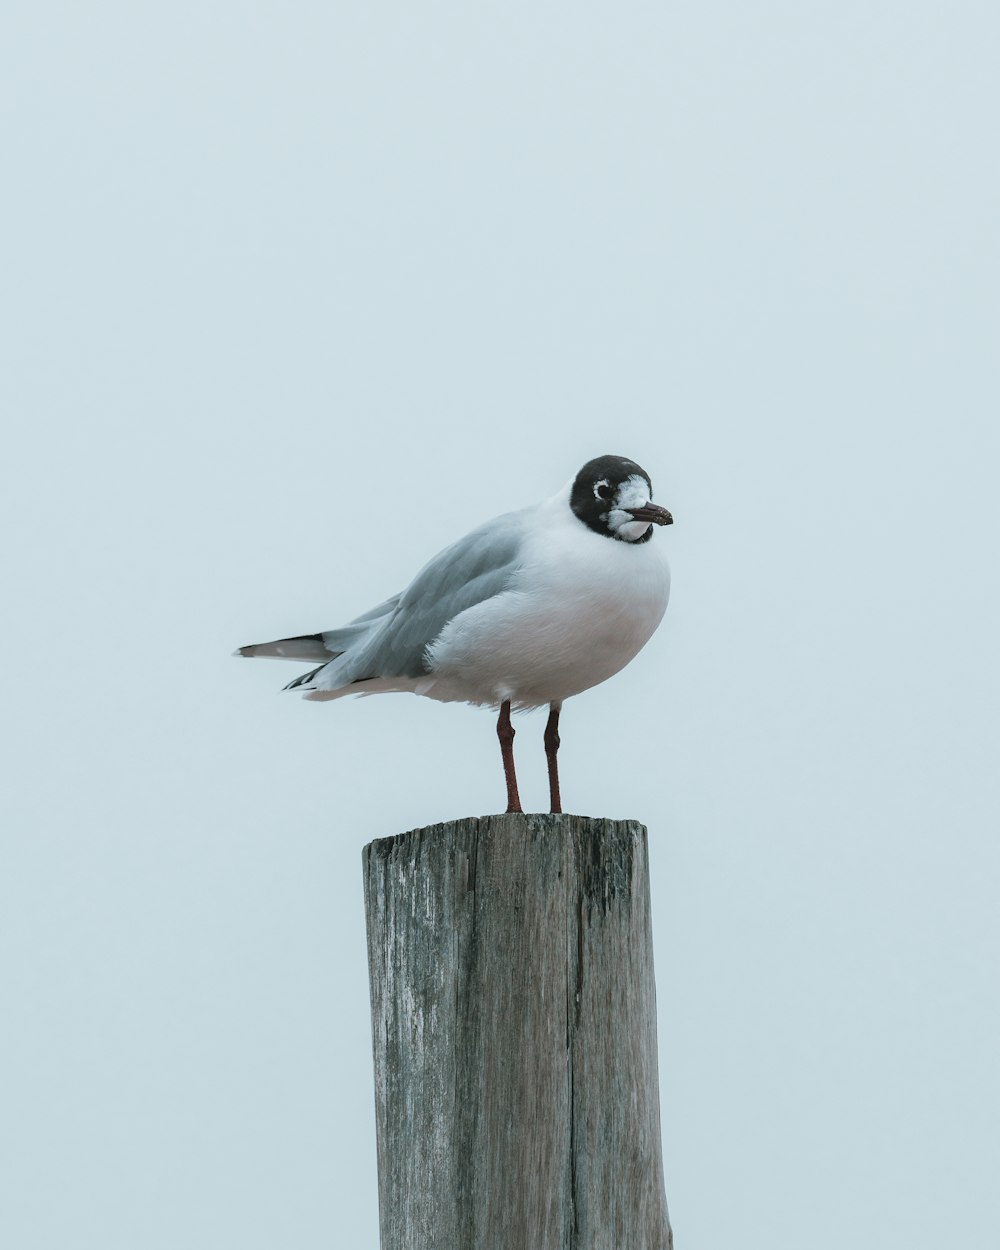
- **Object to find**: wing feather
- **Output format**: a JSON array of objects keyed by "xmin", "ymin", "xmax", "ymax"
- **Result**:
[{"xmin": 307, "ymin": 510, "xmax": 526, "ymax": 690}]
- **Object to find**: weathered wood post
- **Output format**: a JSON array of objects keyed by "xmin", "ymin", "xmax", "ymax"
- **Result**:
[{"xmin": 362, "ymin": 813, "xmax": 672, "ymax": 1250}]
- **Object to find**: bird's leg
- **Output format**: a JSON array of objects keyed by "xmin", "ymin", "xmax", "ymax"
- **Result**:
[
  {"xmin": 496, "ymin": 700, "xmax": 523, "ymax": 814},
  {"xmin": 544, "ymin": 701, "xmax": 562, "ymax": 814}
]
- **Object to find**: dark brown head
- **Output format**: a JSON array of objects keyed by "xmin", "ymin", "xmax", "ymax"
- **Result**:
[{"xmin": 569, "ymin": 455, "xmax": 673, "ymax": 543}]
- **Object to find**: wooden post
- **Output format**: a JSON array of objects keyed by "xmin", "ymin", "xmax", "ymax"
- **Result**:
[{"xmin": 362, "ymin": 814, "xmax": 673, "ymax": 1250}]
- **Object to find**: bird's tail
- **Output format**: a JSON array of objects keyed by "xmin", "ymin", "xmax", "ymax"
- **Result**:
[
  {"xmin": 234, "ymin": 634, "xmax": 335, "ymax": 663},
  {"xmin": 236, "ymin": 597, "xmax": 402, "ymax": 696}
]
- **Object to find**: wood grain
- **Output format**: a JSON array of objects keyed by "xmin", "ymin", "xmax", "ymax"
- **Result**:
[{"xmin": 363, "ymin": 814, "xmax": 672, "ymax": 1250}]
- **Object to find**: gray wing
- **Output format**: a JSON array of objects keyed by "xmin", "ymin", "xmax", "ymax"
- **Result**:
[{"xmin": 308, "ymin": 509, "xmax": 527, "ymax": 688}]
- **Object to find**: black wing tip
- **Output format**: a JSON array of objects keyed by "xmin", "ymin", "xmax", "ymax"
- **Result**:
[
  {"xmin": 235, "ymin": 634, "xmax": 327, "ymax": 660},
  {"xmin": 283, "ymin": 663, "xmax": 325, "ymax": 692}
]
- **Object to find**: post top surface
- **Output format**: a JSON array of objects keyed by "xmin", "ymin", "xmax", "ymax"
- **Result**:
[{"xmin": 363, "ymin": 812, "xmax": 649, "ymax": 860}]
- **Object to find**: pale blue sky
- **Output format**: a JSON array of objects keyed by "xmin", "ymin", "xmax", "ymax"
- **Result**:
[{"xmin": 2, "ymin": 2, "xmax": 998, "ymax": 1247}]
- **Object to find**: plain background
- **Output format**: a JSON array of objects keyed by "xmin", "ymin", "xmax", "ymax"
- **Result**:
[{"xmin": 2, "ymin": 2, "xmax": 998, "ymax": 1246}]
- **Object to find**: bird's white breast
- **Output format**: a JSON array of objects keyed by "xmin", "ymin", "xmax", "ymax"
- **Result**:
[{"xmin": 424, "ymin": 494, "xmax": 670, "ymax": 708}]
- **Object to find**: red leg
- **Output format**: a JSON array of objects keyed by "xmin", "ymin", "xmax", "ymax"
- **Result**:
[
  {"xmin": 544, "ymin": 702, "xmax": 562, "ymax": 814},
  {"xmin": 496, "ymin": 700, "xmax": 523, "ymax": 814}
]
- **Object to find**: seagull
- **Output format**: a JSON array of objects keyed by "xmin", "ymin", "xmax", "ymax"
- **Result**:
[{"xmin": 237, "ymin": 454, "xmax": 672, "ymax": 814}]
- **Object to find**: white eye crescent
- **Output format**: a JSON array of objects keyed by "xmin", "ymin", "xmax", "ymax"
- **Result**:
[{"xmin": 594, "ymin": 480, "xmax": 613, "ymax": 502}]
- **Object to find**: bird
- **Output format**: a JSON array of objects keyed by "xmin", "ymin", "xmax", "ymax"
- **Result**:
[{"xmin": 236, "ymin": 454, "xmax": 672, "ymax": 814}]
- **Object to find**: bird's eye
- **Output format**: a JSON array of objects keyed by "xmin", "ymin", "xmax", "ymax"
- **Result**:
[{"xmin": 595, "ymin": 482, "xmax": 613, "ymax": 502}]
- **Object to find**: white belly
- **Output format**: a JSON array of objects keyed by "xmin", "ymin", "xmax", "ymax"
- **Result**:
[{"xmin": 424, "ymin": 517, "xmax": 670, "ymax": 708}]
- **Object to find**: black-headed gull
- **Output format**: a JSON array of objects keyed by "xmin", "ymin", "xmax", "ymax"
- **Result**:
[{"xmin": 237, "ymin": 454, "xmax": 672, "ymax": 813}]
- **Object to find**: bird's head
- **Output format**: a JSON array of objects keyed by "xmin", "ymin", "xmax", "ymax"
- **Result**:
[{"xmin": 569, "ymin": 455, "xmax": 673, "ymax": 543}]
